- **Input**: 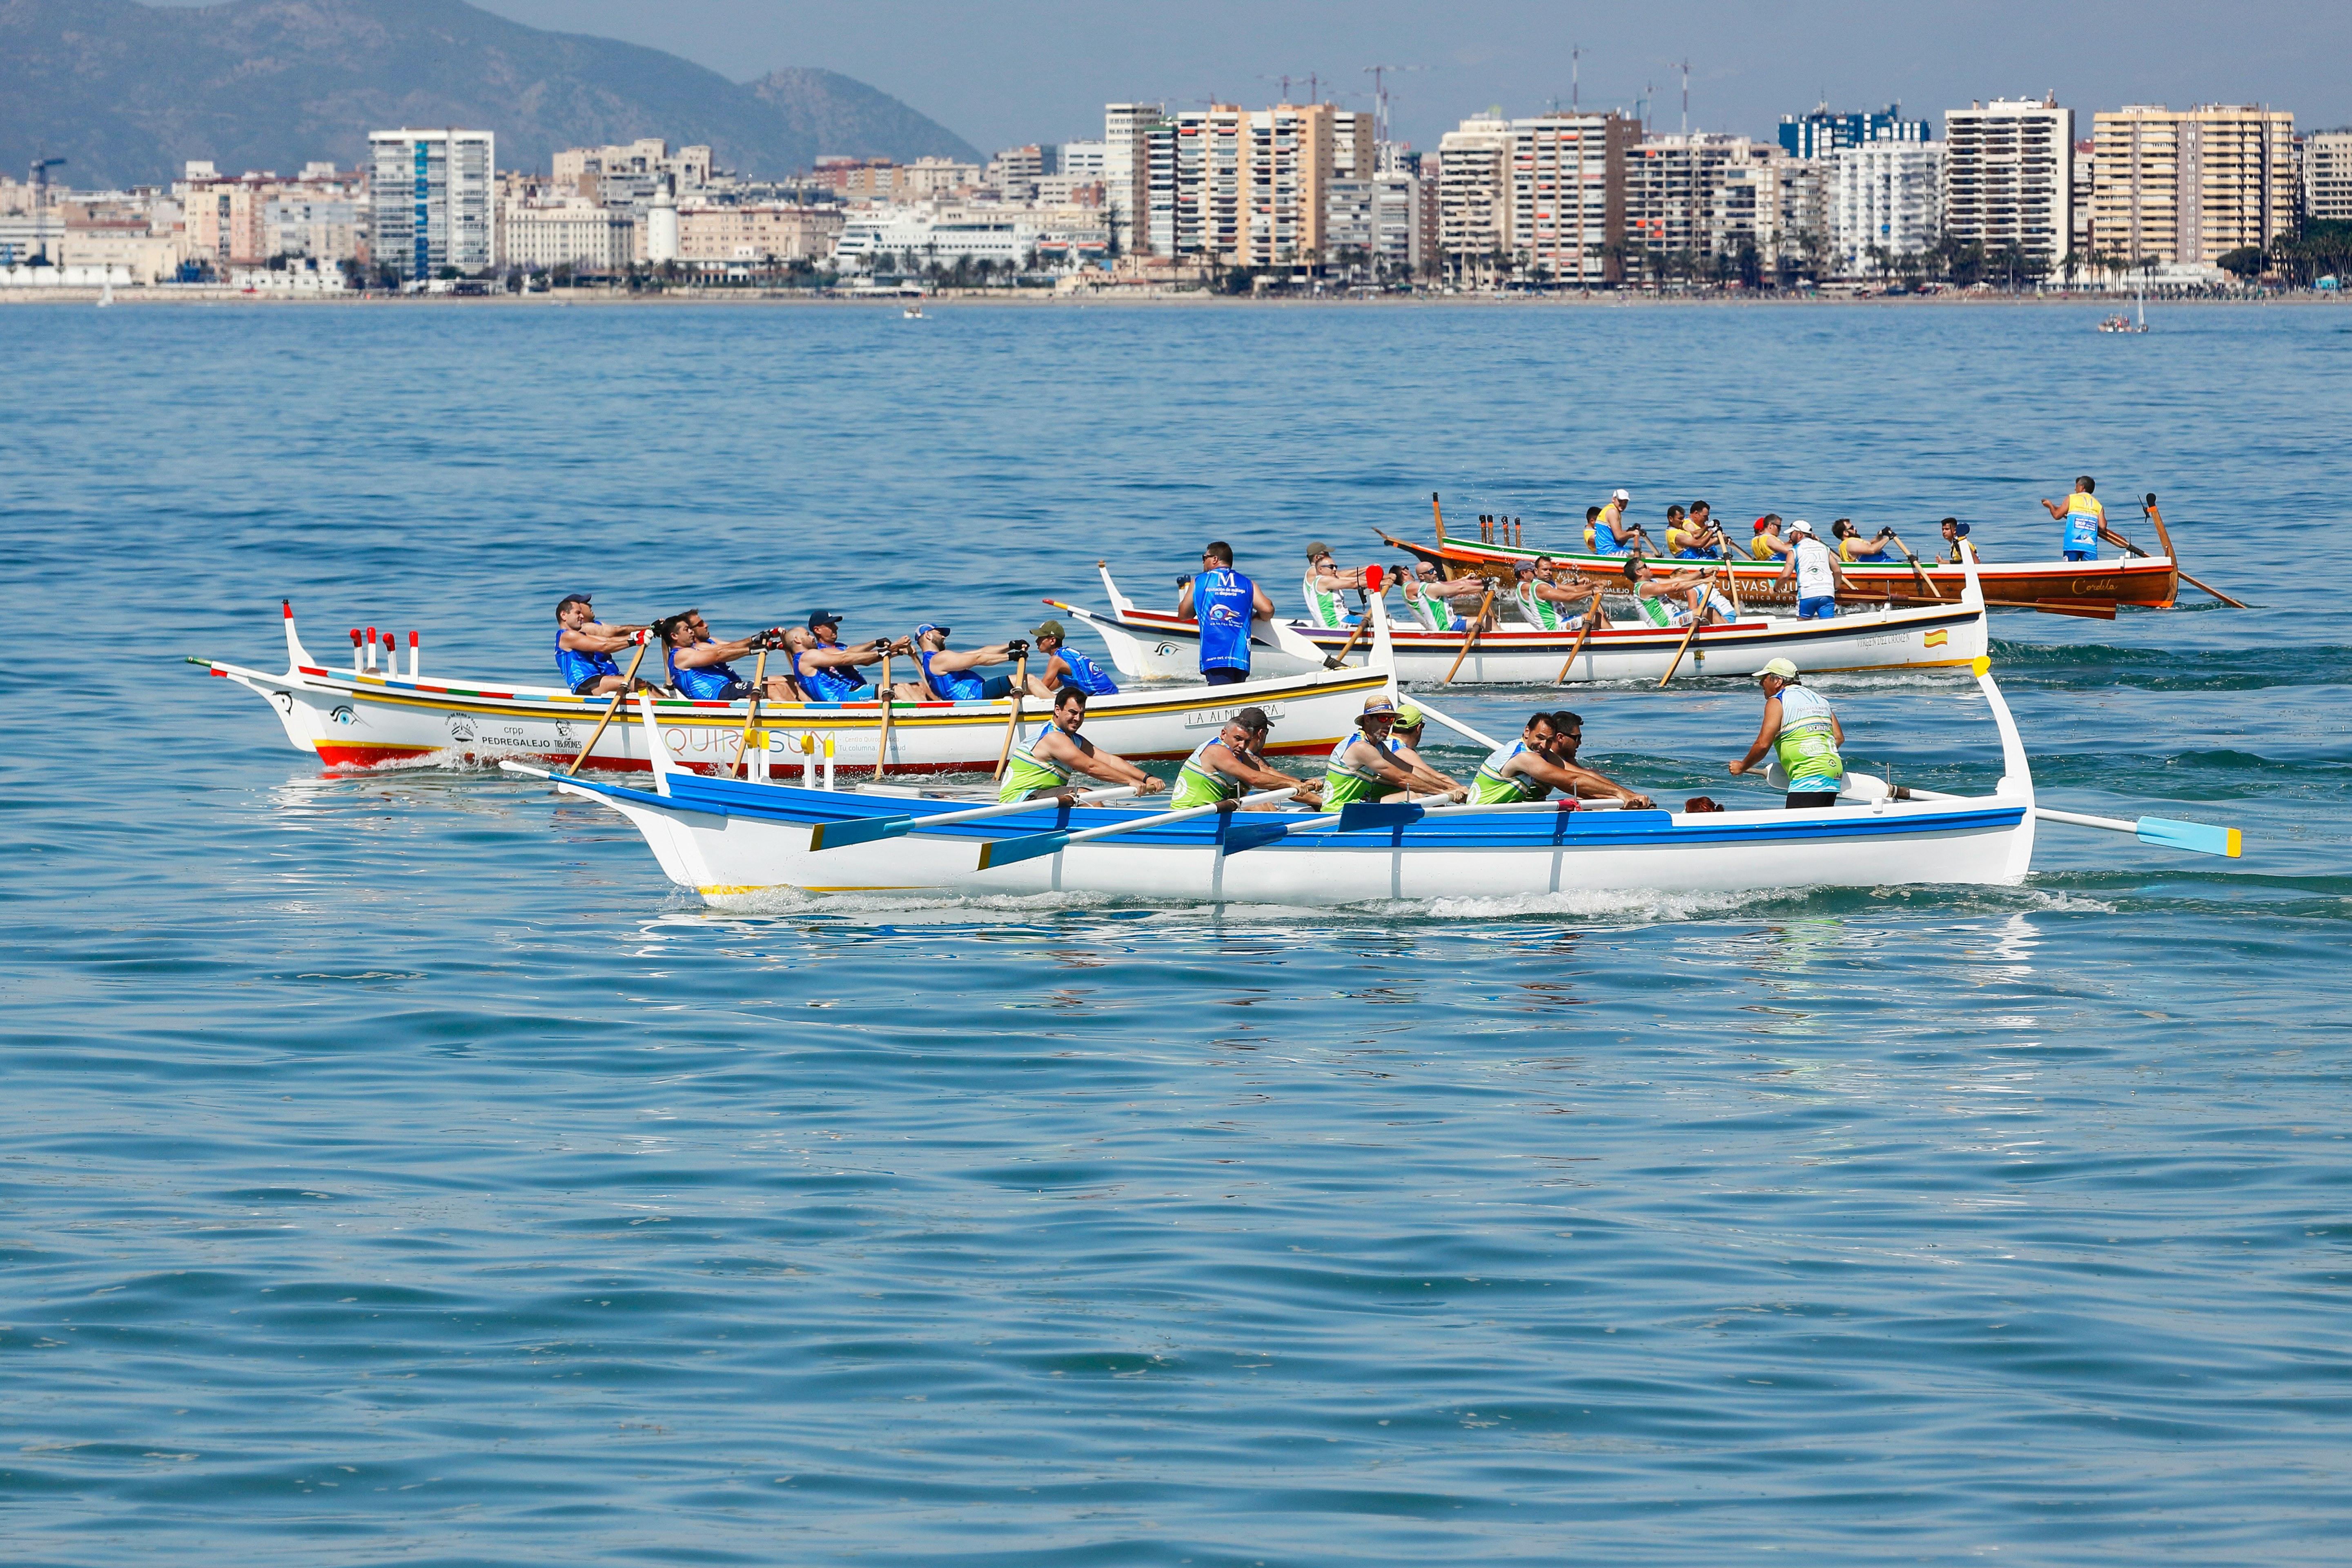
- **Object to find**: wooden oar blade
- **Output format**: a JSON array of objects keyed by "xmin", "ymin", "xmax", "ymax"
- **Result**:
[
  {"xmin": 2135, "ymin": 817, "xmax": 2242, "ymax": 858},
  {"xmin": 1336, "ymin": 802, "xmax": 1426, "ymax": 831},
  {"xmin": 977, "ymin": 830, "xmax": 1071, "ymax": 870},
  {"xmin": 808, "ymin": 816, "xmax": 912, "ymax": 852}
]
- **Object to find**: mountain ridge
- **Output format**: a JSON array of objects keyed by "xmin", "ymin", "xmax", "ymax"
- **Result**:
[{"xmin": 0, "ymin": 0, "xmax": 980, "ymax": 188}]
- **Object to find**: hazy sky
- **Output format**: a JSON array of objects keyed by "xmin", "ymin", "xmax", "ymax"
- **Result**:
[{"xmin": 162, "ymin": 0, "xmax": 2352, "ymax": 153}]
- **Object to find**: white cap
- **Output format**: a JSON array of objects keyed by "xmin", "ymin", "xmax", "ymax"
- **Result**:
[
  {"xmin": 1788, "ymin": 519, "xmax": 1815, "ymax": 536},
  {"xmin": 1611, "ymin": 488, "xmax": 1630, "ymax": 501}
]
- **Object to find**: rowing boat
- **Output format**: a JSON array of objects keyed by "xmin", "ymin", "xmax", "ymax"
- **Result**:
[
  {"xmin": 1379, "ymin": 530, "xmax": 2178, "ymax": 611},
  {"xmin": 1067, "ymin": 563, "xmax": 1988, "ymax": 684},
  {"xmin": 510, "ymin": 657, "xmax": 2060, "ymax": 905},
  {"xmin": 193, "ymin": 601, "xmax": 1396, "ymax": 774}
]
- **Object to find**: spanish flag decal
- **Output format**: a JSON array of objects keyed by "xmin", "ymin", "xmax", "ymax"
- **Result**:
[{"xmin": 1924, "ymin": 628, "xmax": 1949, "ymax": 648}]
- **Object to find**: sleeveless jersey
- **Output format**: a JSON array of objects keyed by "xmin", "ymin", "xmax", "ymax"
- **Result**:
[
  {"xmin": 1773, "ymin": 684, "xmax": 1844, "ymax": 787},
  {"xmin": 918, "ymin": 648, "xmax": 985, "ymax": 702},
  {"xmin": 1172, "ymin": 737, "xmax": 1245, "ymax": 808},
  {"xmin": 1472, "ymin": 739, "xmax": 1552, "ymax": 804},
  {"xmin": 1301, "ymin": 571, "xmax": 1352, "ymax": 629},
  {"xmin": 1052, "ymin": 646, "xmax": 1118, "ymax": 696},
  {"xmin": 667, "ymin": 643, "xmax": 746, "ymax": 701},
  {"xmin": 1596, "ymin": 503, "xmax": 1630, "ymax": 553},
  {"xmin": 1192, "ymin": 569, "xmax": 1256, "ymax": 673},
  {"xmin": 795, "ymin": 651, "xmax": 865, "ymax": 703},
  {"xmin": 996, "ymin": 724, "xmax": 1077, "ymax": 802},
  {"xmin": 1322, "ymin": 735, "xmax": 1385, "ymax": 809},
  {"xmin": 2063, "ymin": 493, "xmax": 2105, "ymax": 554},
  {"xmin": 1516, "ymin": 582, "xmax": 1567, "ymax": 632},
  {"xmin": 1406, "ymin": 586, "xmax": 1459, "ymax": 633},
  {"xmin": 555, "ymin": 630, "xmax": 620, "ymax": 689},
  {"xmin": 1791, "ymin": 537, "xmax": 1838, "ymax": 599}
]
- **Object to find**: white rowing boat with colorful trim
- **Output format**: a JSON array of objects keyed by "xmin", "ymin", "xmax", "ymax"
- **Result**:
[
  {"xmin": 192, "ymin": 601, "xmax": 1396, "ymax": 775},
  {"xmin": 1062, "ymin": 562, "xmax": 1987, "ymax": 685}
]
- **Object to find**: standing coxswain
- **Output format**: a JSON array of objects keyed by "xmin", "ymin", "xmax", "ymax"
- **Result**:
[
  {"xmin": 1775, "ymin": 520, "xmax": 1847, "ymax": 619},
  {"xmin": 1175, "ymin": 541, "xmax": 1276, "ymax": 686},
  {"xmin": 1170, "ymin": 706, "xmax": 1322, "ymax": 810},
  {"xmin": 2040, "ymin": 476, "xmax": 2105, "ymax": 561},
  {"xmin": 1727, "ymin": 657, "xmax": 1845, "ymax": 808},
  {"xmin": 997, "ymin": 686, "xmax": 1164, "ymax": 803}
]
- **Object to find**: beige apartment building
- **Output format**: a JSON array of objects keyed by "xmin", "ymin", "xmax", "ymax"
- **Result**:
[
  {"xmin": 2091, "ymin": 104, "xmax": 2296, "ymax": 265},
  {"xmin": 675, "ymin": 204, "xmax": 844, "ymax": 264},
  {"xmin": 2305, "ymin": 130, "xmax": 2352, "ymax": 223},
  {"xmin": 180, "ymin": 161, "xmax": 366, "ymax": 267},
  {"xmin": 1441, "ymin": 113, "xmax": 1636, "ymax": 286},
  {"xmin": 503, "ymin": 200, "xmax": 638, "ymax": 273},
  {"xmin": 1626, "ymin": 133, "xmax": 1772, "ymax": 272},
  {"xmin": 552, "ymin": 139, "xmax": 713, "ymax": 198}
]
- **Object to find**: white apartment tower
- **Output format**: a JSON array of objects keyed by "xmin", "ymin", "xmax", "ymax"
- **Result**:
[
  {"xmin": 1104, "ymin": 103, "xmax": 1164, "ymax": 254},
  {"xmin": 1942, "ymin": 98, "xmax": 2072, "ymax": 271},
  {"xmin": 1437, "ymin": 117, "xmax": 1512, "ymax": 285},
  {"xmin": 370, "ymin": 128, "xmax": 494, "ymax": 278},
  {"xmin": 1830, "ymin": 141, "xmax": 1945, "ymax": 274},
  {"xmin": 2307, "ymin": 130, "xmax": 2352, "ymax": 223}
]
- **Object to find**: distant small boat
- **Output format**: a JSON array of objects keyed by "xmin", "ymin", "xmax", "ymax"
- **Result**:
[
  {"xmin": 98, "ymin": 281, "xmax": 113, "ymax": 307},
  {"xmin": 903, "ymin": 305, "xmax": 925, "ymax": 319},
  {"xmin": 2098, "ymin": 274, "xmax": 2149, "ymax": 333}
]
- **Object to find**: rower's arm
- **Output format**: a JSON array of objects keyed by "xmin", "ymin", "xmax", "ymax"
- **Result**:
[
  {"xmin": 673, "ymin": 638, "xmax": 751, "ymax": 668},
  {"xmin": 1045, "ymin": 732, "xmax": 1156, "ymax": 790}
]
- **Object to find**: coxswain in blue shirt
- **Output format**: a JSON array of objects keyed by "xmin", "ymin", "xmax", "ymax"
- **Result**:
[
  {"xmin": 1021, "ymin": 619, "xmax": 1119, "ymax": 698},
  {"xmin": 2040, "ymin": 475, "xmax": 2106, "ymax": 561},
  {"xmin": 909, "ymin": 622, "xmax": 1023, "ymax": 702},
  {"xmin": 1174, "ymin": 540, "xmax": 1274, "ymax": 687},
  {"xmin": 655, "ymin": 611, "xmax": 799, "ymax": 702},
  {"xmin": 554, "ymin": 592, "xmax": 655, "ymax": 695}
]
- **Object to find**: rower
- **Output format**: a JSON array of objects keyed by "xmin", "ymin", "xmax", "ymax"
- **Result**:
[
  {"xmin": 1513, "ymin": 557, "xmax": 1603, "ymax": 632},
  {"xmin": 1775, "ymin": 520, "xmax": 1846, "ymax": 619},
  {"xmin": 554, "ymin": 592, "xmax": 655, "ymax": 695},
  {"xmin": 996, "ymin": 686, "xmax": 1164, "ymax": 803},
  {"xmin": 910, "ymin": 622, "xmax": 1022, "ymax": 701},
  {"xmin": 1750, "ymin": 514, "xmax": 1794, "ymax": 561},
  {"xmin": 1171, "ymin": 706, "xmax": 1322, "ymax": 810},
  {"xmin": 1377, "ymin": 702, "xmax": 1467, "ymax": 800},
  {"xmin": 1621, "ymin": 557, "xmax": 1735, "ymax": 627},
  {"xmin": 1938, "ymin": 517, "xmax": 1975, "ymax": 563},
  {"xmin": 1471, "ymin": 711, "xmax": 1647, "ymax": 807},
  {"xmin": 1727, "ymin": 657, "xmax": 1844, "ymax": 809},
  {"xmin": 2040, "ymin": 475, "xmax": 2104, "ymax": 561},
  {"xmin": 1325, "ymin": 697, "xmax": 1457, "ymax": 808},
  {"xmin": 1582, "ymin": 506, "xmax": 1604, "ymax": 550},
  {"xmin": 1670, "ymin": 501, "xmax": 1725, "ymax": 559},
  {"xmin": 1539, "ymin": 708, "xmax": 1655, "ymax": 806},
  {"xmin": 1594, "ymin": 488, "xmax": 1641, "ymax": 555},
  {"xmin": 1301, "ymin": 543, "xmax": 1365, "ymax": 629},
  {"xmin": 791, "ymin": 615, "xmax": 900, "ymax": 702},
  {"xmin": 1022, "ymin": 619, "xmax": 1118, "ymax": 699},
  {"xmin": 1401, "ymin": 563, "xmax": 1488, "ymax": 631},
  {"xmin": 1174, "ymin": 541, "xmax": 1275, "ymax": 687},
  {"xmin": 655, "ymin": 611, "xmax": 797, "ymax": 702},
  {"xmin": 1831, "ymin": 518, "xmax": 1904, "ymax": 564}
]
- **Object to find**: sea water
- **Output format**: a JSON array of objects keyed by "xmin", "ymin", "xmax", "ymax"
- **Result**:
[{"xmin": 2, "ymin": 299, "xmax": 2348, "ymax": 1565}]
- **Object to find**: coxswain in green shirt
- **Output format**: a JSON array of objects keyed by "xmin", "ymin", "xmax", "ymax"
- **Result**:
[
  {"xmin": 1170, "ymin": 706, "xmax": 1324, "ymax": 810},
  {"xmin": 997, "ymin": 686, "xmax": 1165, "ymax": 803},
  {"xmin": 1726, "ymin": 658, "xmax": 1846, "ymax": 808}
]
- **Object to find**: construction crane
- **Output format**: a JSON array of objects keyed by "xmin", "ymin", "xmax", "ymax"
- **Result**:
[{"xmin": 30, "ymin": 157, "xmax": 66, "ymax": 203}]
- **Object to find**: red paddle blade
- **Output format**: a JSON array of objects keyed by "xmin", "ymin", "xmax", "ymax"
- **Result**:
[{"xmin": 1365, "ymin": 564, "xmax": 1384, "ymax": 593}]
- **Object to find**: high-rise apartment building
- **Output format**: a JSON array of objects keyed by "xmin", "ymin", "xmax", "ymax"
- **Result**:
[
  {"xmin": 2299, "ymin": 129, "xmax": 2352, "ymax": 223},
  {"xmin": 1437, "ymin": 117, "xmax": 1512, "ymax": 285},
  {"xmin": 1329, "ymin": 111, "xmax": 1376, "ymax": 180},
  {"xmin": 369, "ymin": 128, "xmax": 494, "ymax": 278},
  {"xmin": 1779, "ymin": 105, "xmax": 1929, "ymax": 160},
  {"xmin": 1325, "ymin": 173, "xmax": 1426, "ymax": 278},
  {"xmin": 1438, "ymin": 114, "xmax": 1633, "ymax": 286},
  {"xmin": 1830, "ymin": 142, "xmax": 1945, "ymax": 273},
  {"xmin": 1104, "ymin": 103, "xmax": 1164, "ymax": 254},
  {"xmin": 2091, "ymin": 104, "xmax": 2296, "ymax": 265},
  {"xmin": 1942, "ymin": 98, "xmax": 2072, "ymax": 270},
  {"xmin": 2071, "ymin": 139, "xmax": 2096, "ymax": 263},
  {"xmin": 1624, "ymin": 133, "xmax": 1771, "ymax": 273}
]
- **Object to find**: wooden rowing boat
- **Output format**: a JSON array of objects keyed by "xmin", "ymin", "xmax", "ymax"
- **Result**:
[{"xmin": 194, "ymin": 600, "xmax": 1396, "ymax": 775}]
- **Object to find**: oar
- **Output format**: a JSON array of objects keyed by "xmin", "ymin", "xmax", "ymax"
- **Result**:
[
  {"xmin": 1441, "ymin": 584, "xmax": 1496, "ymax": 684},
  {"xmin": 1320, "ymin": 565, "xmax": 1387, "ymax": 669},
  {"xmin": 1552, "ymin": 588, "xmax": 1605, "ymax": 683},
  {"xmin": 991, "ymin": 651, "xmax": 1028, "ymax": 781},
  {"xmin": 1900, "ymin": 541, "xmax": 1944, "ymax": 599},
  {"xmin": 976, "ymin": 787, "xmax": 1301, "ymax": 870},
  {"xmin": 1655, "ymin": 569, "xmax": 1718, "ymax": 687},
  {"xmin": 2132, "ymin": 492, "xmax": 2245, "ymax": 608},
  {"xmin": 809, "ymin": 784, "xmax": 1141, "ymax": 851},
  {"xmin": 1842, "ymin": 589, "xmax": 2116, "ymax": 620},
  {"xmin": 1774, "ymin": 764, "xmax": 2243, "ymax": 858},
  {"xmin": 872, "ymin": 648, "xmax": 894, "ymax": 780},
  {"xmin": 564, "ymin": 635, "xmax": 650, "ymax": 776},
  {"xmin": 729, "ymin": 643, "xmax": 768, "ymax": 779},
  {"xmin": 1402, "ymin": 697, "xmax": 1499, "ymax": 751}
]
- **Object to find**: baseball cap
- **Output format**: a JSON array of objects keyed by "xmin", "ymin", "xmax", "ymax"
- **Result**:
[
  {"xmin": 914, "ymin": 621, "xmax": 948, "ymax": 640},
  {"xmin": 1512, "ymin": 558, "xmax": 1536, "ymax": 574},
  {"xmin": 1612, "ymin": 488, "xmax": 1630, "ymax": 501},
  {"xmin": 1394, "ymin": 702, "xmax": 1424, "ymax": 728},
  {"xmin": 1234, "ymin": 705, "xmax": 1274, "ymax": 732},
  {"xmin": 556, "ymin": 592, "xmax": 593, "ymax": 612},
  {"xmin": 1306, "ymin": 541, "xmax": 1332, "ymax": 561},
  {"xmin": 1787, "ymin": 519, "xmax": 1816, "ymax": 536},
  {"xmin": 1758, "ymin": 657, "xmax": 1800, "ymax": 681},
  {"xmin": 807, "ymin": 608, "xmax": 843, "ymax": 629},
  {"xmin": 1029, "ymin": 619, "xmax": 1065, "ymax": 640}
]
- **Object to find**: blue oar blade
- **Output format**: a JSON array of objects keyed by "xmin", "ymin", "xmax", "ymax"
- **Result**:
[
  {"xmin": 977, "ymin": 830, "xmax": 1070, "ymax": 871},
  {"xmin": 2136, "ymin": 817, "xmax": 2242, "ymax": 859},
  {"xmin": 1336, "ymin": 802, "xmax": 1425, "ymax": 832},
  {"xmin": 808, "ymin": 816, "xmax": 911, "ymax": 852},
  {"xmin": 1220, "ymin": 822, "xmax": 1290, "ymax": 857}
]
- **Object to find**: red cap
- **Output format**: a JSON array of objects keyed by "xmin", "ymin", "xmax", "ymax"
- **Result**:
[{"xmin": 1752, "ymin": 518, "xmax": 1770, "ymax": 532}]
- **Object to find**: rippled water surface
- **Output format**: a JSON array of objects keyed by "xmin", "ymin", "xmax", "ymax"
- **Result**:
[{"xmin": 4, "ymin": 299, "xmax": 2350, "ymax": 1565}]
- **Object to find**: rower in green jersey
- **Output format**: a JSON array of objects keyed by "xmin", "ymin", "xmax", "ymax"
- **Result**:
[
  {"xmin": 1376, "ymin": 703, "xmax": 1468, "ymax": 801},
  {"xmin": 1511, "ymin": 557, "xmax": 1605, "ymax": 632},
  {"xmin": 1170, "ymin": 706, "xmax": 1324, "ymax": 810},
  {"xmin": 997, "ymin": 686, "xmax": 1164, "ymax": 803},
  {"xmin": 1471, "ymin": 710, "xmax": 1655, "ymax": 808},
  {"xmin": 1727, "ymin": 658, "xmax": 1845, "ymax": 808},
  {"xmin": 1326, "ymin": 697, "xmax": 1463, "ymax": 808}
]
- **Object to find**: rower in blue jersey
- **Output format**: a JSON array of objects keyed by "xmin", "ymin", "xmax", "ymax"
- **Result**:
[
  {"xmin": 1020, "ymin": 619, "xmax": 1119, "ymax": 698},
  {"xmin": 2040, "ymin": 475, "xmax": 2105, "ymax": 561},
  {"xmin": 1173, "ymin": 540, "xmax": 1274, "ymax": 686},
  {"xmin": 793, "ymin": 610, "xmax": 906, "ymax": 702},
  {"xmin": 654, "ymin": 611, "xmax": 798, "ymax": 702},
  {"xmin": 908, "ymin": 622, "xmax": 1023, "ymax": 701},
  {"xmin": 553, "ymin": 592, "xmax": 654, "ymax": 695}
]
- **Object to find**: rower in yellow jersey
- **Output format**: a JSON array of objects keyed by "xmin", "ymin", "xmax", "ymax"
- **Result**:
[{"xmin": 2040, "ymin": 475, "xmax": 2105, "ymax": 561}]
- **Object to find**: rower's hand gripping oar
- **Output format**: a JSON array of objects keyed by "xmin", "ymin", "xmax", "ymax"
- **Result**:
[
  {"xmin": 809, "ymin": 784, "xmax": 1142, "ymax": 851},
  {"xmin": 976, "ymin": 787, "xmax": 1301, "ymax": 871},
  {"xmin": 566, "ymin": 631, "xmax": 652, "ymax": 776}
]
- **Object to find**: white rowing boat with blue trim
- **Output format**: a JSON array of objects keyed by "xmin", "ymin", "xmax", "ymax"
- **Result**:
[
  {"xmin": 1063, "ymin": 563, "xmax": 1988, "ymax": 685},
  {"xmin": 502, "ymin": 656, "xmax": 2239, "ymax": 907},
  {"xmin": 193, "ymin": 600, "xmax": 1394, "ymax": 775}
]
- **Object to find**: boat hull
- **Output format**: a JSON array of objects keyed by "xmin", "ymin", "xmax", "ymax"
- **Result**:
[
  {"xmin": 1379, "ymin": 532, "xmax": 2178, "ymax": 609},
  {"xmin": 199, "ymin": 655, "xmax": 1393, "ymax": 775}
]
